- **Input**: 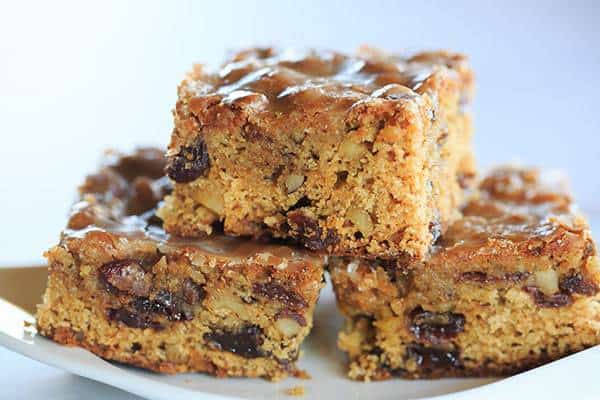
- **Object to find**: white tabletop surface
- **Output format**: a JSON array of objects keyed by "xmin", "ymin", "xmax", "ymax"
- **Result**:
[{"xmin": 1, "ymin": 0, "xmax": 599, "ymax": 398}]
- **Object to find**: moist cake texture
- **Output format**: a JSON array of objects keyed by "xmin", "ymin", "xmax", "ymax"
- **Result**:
[
  {"xmin": 159, "ymin": 46, "xmax": 475, "ymax": 259},
  {"xmin": 36, "ymin": 148, "xmax": 325, "ymax": 380},
  {"xmin": 330, "ymin": 167, "xmax": 600, "ymax": 380}
]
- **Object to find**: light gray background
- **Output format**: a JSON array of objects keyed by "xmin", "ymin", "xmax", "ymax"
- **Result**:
[
  {"xmin": 0, "ymin": 2, "xmax": 598, "ymax": 396},
  {"xmin": 1, "ymin": 0, "xmax": 599, "ymax": 265}
]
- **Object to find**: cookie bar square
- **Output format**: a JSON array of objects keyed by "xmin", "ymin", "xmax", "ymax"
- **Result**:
[
  {"xmin": 330, "ymin": 167, "xmax": 600, "ymax": 380},
  {"xmin": 36, "ymin": 148, "xmax": 325, "ymax": 380},
  {"xmin": 159, "ymin": 47, "xmax": 475, "ymax": 259}
]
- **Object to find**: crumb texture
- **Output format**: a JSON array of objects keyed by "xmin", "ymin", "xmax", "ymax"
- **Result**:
[{"xmin": 160, "ymin": 47, "xmax": 476, "ymax": 259}]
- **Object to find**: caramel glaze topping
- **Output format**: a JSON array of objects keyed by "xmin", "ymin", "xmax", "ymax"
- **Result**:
[
  {"xmin": 437, "ymin": 167, "xmax": 585, "ymax": 252},
  {"xmin": 182, "ymin": 47, "xmax": 471, "ymax": 115},
  {"xmin": 63, "ymin": 148, "xmax": 320, "ymax": 263}
]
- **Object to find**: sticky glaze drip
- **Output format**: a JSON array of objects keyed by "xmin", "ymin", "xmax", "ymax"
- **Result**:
[{"xmin": 185, "ymin": 47, "xmax": 468, "ymax": 113}]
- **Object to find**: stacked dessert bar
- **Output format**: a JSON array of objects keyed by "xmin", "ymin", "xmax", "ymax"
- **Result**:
[
  {"xmin": 37, "ymin": 47, "xmax": 600, "ymax": 382},
  {"xmin": 37, "ymin": 148, "xmax": 325, "ymax": 380},
  {"xmin": 331, "ymin": 167, "xmax": 600, "ymax": 379}
]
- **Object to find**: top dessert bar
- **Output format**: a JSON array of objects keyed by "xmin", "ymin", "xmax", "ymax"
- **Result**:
[{"xmin": 158, "ymin": 47, "xmax": 475, "ymax": 259}]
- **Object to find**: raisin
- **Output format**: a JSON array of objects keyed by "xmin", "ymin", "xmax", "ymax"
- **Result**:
[
  {"xmin": 253, "ymin": 281, "xmax": 308, "ymax": 310},
  {"xmin": 152, "ymin": 290, "xmax": 194, "ymax": 321},
  {"xmin": 106, "ymin": 307, "xmax": 162, "ymax": 330},
  {"xmin": 559, "ymin": 272, "xmax": 598, "ymax": 296},
  {"xmin": 523, "ymin": 270, "xmax": 597, "ymax": 308},
  {"xmin": 286, "ymin": 211, "xmax": 338, "ymax": 251},
  {"xmin": 459, "ymin": 271, "xmax": 489, "ymax": 283},
  {"xmin": 131, "ymin": 296, "xmax": 153, "ymax": 313},
  {"xmin": 459, "ymin": 271, "xmax": 530, "ymax": 284},
  {"xmin": 523, "ymin": 286, "xmax": 572, "ymax": 308},
  {"xmin": 505, "ymin": 271, "xmax": 531, "ymax": 283},
  {"xmin": 106, "ymin": 287, "xmax": 195, "ymax": 330},
  {"xmin": 99, "ymin": 260, "xmax": 151, "ymax": 297},
  {"xmin": 132, "ymin": 291, "xmax": 193, "ymax": 322},
  {"xmin": 204, "ymin": 325, "xmax": 265, "ymax": 358},
  {"xmin": 166, "ymin": 137, "xmax": 210, "ymax": 183},
  {"xmin": 408, "ymin": 307, "xmax": 465, "ymax": 344},
  {"xmin": 182, "ymin": 279, "xmax": 205, "ymax": 304},
  {"xmin": 405, "ymin": 344, "xmax": 461, "ymax": 372}
]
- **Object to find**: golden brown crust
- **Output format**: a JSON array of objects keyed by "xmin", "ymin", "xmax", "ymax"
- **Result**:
[
  {"xmin": 330, "ymin": 166, "xmax": 600, "ymax": 380},
  {"xmin": 160, "ymin": 47, "xmax": 476, "ymax": 259}
]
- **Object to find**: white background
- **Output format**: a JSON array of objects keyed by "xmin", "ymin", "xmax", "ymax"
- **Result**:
[{"xmin": 0, "ymin": 1, "xmax": 598, "ymax": 397}]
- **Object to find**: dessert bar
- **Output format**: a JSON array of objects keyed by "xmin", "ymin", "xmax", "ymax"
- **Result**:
[
  {"xmin": 331, "ymin": 167, "xmax": 600, "ymax": 380},
  {"xmin": 159, "ymin": 47, "xmax": 475, "ymax": 259},
  {"xmin": 37, "ymin": 148, "xmax": 325, "ymax": 380}
]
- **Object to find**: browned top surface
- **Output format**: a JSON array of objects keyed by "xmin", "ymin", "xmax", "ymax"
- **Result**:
[
  {"xmin": 63, "ymin": 148, "xmax": 322, "ymax": 263},
  {"xmin": 181, "ymin": 47, "xmax": 471, "ymax": 115},
  {"xmin": 434, "ymin": 166, "xmax": 592, "ymax": 266}
]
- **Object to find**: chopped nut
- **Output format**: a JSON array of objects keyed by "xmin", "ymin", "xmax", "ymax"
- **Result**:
[
  {"xmin": 347, "ymin": 208, "xmax": 373, "ymax": 234},
  {"xmin": 340, "ymin": 140, "xmax": 366, "ymax": 160},
  {"xmin": 212, "ymin": 294, "xmax": 248, "ymax": 319},
  {"xmin": 534, "ymin": 269, "xmax": 559, "ymax": 295},
  {"xmin": 189, "ymin": 253, "xmax": 208, "ymax": 268},
  {"xmin": 276, "ymin": 317, "xmax": 302, "ymax": 337},
  {"xmin": 193, "ymin": 189, "xmax": 224, "ymax": 215},
  {"xmin": 292, "ymin": 130, "xmax": 306, "ymax": 144},
  {"xmin": 285, "ymin": 174, "xmax": 305, "ymax": 194},
  {"xmin": 165, "ymin": 343, "xmax": 188, "ymax": 363}
]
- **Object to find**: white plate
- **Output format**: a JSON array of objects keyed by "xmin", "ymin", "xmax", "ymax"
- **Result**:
[{"xmin": 1, "ymin": 266, "xmax": 600, "ymax": 400}]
